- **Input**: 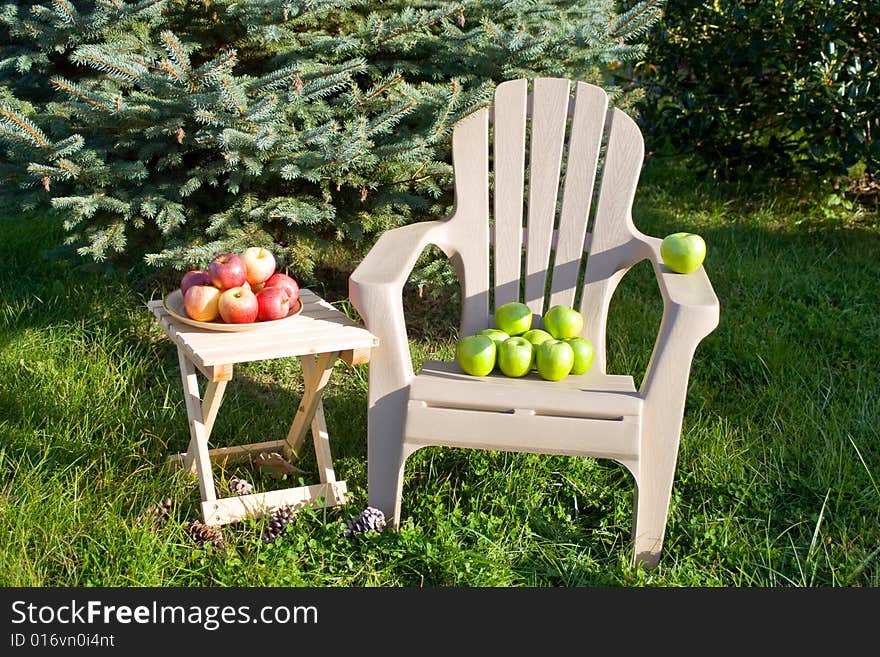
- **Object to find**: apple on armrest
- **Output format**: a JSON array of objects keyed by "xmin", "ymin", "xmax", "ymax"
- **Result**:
[{"xmin": 659, "ymin": 232, "xmax": 707, "ymax": 274}]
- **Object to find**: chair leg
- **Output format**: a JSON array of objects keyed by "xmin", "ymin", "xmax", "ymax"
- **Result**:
[
  {"xmin": 631, "ymin": 450, "xmax": 679, "ymax": 569},
  {"xmin": 366, "ymin": 387, "xmax": 410, "ymax": 529},
  {"xmin": 367, "ymin": 441, "xmax": 409, "ymax": 530}
]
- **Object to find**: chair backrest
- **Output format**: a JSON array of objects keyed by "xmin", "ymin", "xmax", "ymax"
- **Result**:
[{"xmin": 448, "ymin": 77, "xmax": 645, "ymax": 374}]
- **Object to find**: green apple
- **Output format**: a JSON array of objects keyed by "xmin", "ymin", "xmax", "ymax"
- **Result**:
[
  {"xmin": 479, "ymin": 328, "xmax": 510, "ymax": 349},
  {"xmin": 536, "ymin": 339, "xmax": 574, "ymax": 382},
  {"xmin": 660, "ymin": 232, "xmax": 706, "ymax": 274},
  {"xmin": 494, "ymin": 301, "xmax": 532, "ymax": 336},
  {"xmin": 456, "ymin": 334, "xmax": 496, "ymax": 376},
  {"xmin": 497, "ymin": 336, "xmax": 533, "ymax": 378},
  {"xmin": 564, "ymin": 337, "xmax": 595, "ymax": 375},
  {"xmin": 542, "ymin": 305, "xmax": 584, "ymax": 339},
  {"xmin": 521, "ymin": 328, "xmax": 553, "ymax": 368}
]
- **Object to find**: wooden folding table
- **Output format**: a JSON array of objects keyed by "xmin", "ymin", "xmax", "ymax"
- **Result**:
[{"xmin": 148, "ymin": 289, "xmax": 378, "ymax": 526}]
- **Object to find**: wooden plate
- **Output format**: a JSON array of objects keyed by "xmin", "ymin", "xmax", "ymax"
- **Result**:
[{"xmin": 162, "ymin": 289, "xmax": 303, "ymax": 331}]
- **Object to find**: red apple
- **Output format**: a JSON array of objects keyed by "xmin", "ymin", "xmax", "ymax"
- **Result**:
[
  {"xmin": 208, "ymin": 253, "xmax": 247, "ymax": 290},
  {"xmin": 256, "ymin": 286, "xmax": 291, "ymax": 321},
  {"xmin": 263, "ymin": 272, "xmax": 300, "ymax": 304},
  {"xmin": 184, "ymin": 285, "xmax": 221, "ymax": 322},
  {"xmin": 241, "ymin": 247, "xmax": 277, "ymax": 286},
  {"xmin": 180, "ymin": 269, "xmax": 212, "ymax": 297},
  {"xmin": 218, "ymin": 286, "xmax": 258, "ymax": 324}
]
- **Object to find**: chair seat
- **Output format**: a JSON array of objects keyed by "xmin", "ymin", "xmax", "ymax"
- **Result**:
[{"xmin": 410, "ymin": 360, "xmax": 643, "ymax": 419}]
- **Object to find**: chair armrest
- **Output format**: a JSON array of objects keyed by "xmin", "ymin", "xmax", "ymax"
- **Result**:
[
  {"xmin": 637, "ymin": 234, "xmax": 720, "ymax": 318},
  {"xmin": 349, "ymin": 220, "xmax": 450, "ymax": 397},
  {"xmin": 635, "ymin": 234, "xmax": 720, "ymax": 402},
  {"xmin": 350, "ymin": 221, "xmax": 448, "ymax": 290}
]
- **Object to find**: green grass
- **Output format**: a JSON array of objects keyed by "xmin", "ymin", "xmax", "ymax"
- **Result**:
[{"xmin": 1, "ymin": 158, "xmax": 878, "ymax": 586}]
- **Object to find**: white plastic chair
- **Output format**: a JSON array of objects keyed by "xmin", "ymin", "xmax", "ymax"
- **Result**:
[{"xmin": 349, "ymin": 78, "xmax": 720, "ymax": 567}]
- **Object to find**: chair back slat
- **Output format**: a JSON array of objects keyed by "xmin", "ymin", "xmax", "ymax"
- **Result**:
[
  {"xmin": 450, "ymin": 106, "xmax": 491, "ymax": 337},
  {"xmin": 491, "ymin": 79, "xmax": 528, "ymax": 311},
  {"xmin": 579, "ymin": 108, "xmax": 644, "ymax": 373},
  {"xmin": 522, "ymin": 77, "xmax": 571, "ymax": 319},
  {"xmin": 547, "ymin": 82, "xmax": 608, "ymax": 310}
]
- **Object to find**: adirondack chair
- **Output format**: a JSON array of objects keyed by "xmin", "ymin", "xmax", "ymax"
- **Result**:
[{"xmin": 349, "ymin": 77, "xmax": 720, "ymax": 567}]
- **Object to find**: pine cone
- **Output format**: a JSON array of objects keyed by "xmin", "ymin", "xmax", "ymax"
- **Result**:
[
  {"xmin": 186, "ymin": 520, "xmax": 225, "ymax": 549},
  {"xmin": 228, "ymin": 478, "xmax": 254, "ymax": 496},
  {"xmin": 261, "ymin": 505, "xmax": 293, "ymax": 543},
  {"xmin": 136, "ymin": 497, "xmax": 173, "ymax": 527},
  {"xmin": 345, "ymin": 506, "xmax": 386, "ymax": 539}
]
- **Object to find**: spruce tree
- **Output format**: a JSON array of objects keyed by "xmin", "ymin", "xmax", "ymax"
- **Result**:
[{"xmin": 0, "ymin": 1, "xmax": 664, "ymax": 278}]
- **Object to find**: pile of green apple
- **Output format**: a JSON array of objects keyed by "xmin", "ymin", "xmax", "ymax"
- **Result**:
[{"xmin": 456, "ymin": 302, "xmax": 594, "ymax": 381}]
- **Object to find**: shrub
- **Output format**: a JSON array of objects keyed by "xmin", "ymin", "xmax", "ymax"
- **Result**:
[
  {"xmin": 0, "ymin": 0, "xmax": 663, "ymax": 277},
  {"xmin": 636, "ymin": 0, "xmax": 880, "ymax": 180}
]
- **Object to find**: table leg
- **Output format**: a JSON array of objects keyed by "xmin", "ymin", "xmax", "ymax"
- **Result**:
[
  {"xmin": 180, "ymin": 378, "xmax": 228, "ymax": 473},
  {"xmin": 285, "ymin": 351, "xmax": 338, "ymax": 464},
  {"xmin": 307, "ymin": 376, "xmax": 336, "ymax": 485},
  {"xmin": 201, "ymin": 379, "xmax": 227, "ymax": 442},
  {"xmin": 176, "ymin": 347, "xmax": 217, "ymax": 504}
]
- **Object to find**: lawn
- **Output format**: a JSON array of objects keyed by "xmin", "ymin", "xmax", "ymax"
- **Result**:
[{"xmin": 1, "ymin": 158, "xmax": 878, "ymax": 587}]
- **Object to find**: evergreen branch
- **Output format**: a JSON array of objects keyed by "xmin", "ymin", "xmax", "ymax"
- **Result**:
[
  {"xmin": 51, "ymin": 77, "xmax": 115, "ymax": 112},
  {"xmin": 370, "ymin": 7, "xmax": 460, "ymax": 45},
  {"xmin": 159, "ymin": 31, "xmax": 191, "ymax": 72},
  {"xmin": 179, "ymin": 176, "xmax": 202, "ymax": 197},
  {"xmin": 21, "ymin": 21, "xmax": 40, "ymax": 39},
  {"xmin": 241, "ymin": 155, "xmax": 264, "ymax": 175},
  {"xmin": 139, "ymin": 198, "xmax": 157, "ymax": 219},
  {"xmin": 244, "ymin": 66, "xmax": 303, "ymax": 94},
  {"xmin": 197, "ymin": 49, "xmax": 238, "ymax": 83},
  {"xmin": 219, "ymin": 128, "xmax": 257, "ymax": 148},
  {"xmin": 610, "ymin": 0, "xmax": 664, "ymax": 39},
  {"xmin": 366, "ymin": 101, "xmax": 415, "ymax": 138},
  {"xmin": 28, "ymin": 6, "xmax": 56, "ymax": 22},
  {"xmin": 0, "ymin": 125, "xmax": 25, "ymax": 144},
  {"xmin": 193, "ymin": 109, "xmax": 224, "ymax": 126},
  {"xmin": 279, "ymin": 163, "xmax": 300, "ymax": 180},
  {"xmin": 126, "ymin": 0, "xmax": 167, "ymax": 18},
  {"xmin": 52, "ymin": 195, "xmax": 97, "ymax": 213},
  {"xmin": 217, "ymin": 77, "xmax": 247, "ymax": 114},
  {"xmin": 0, "ymin": 51, "xmax": 49, "ymax": 74},
  {"xmin": 355, "ymin": 72, "xmax": 403, "ymax": 106},
  {"xmin": 51, "ymin": 0, "xmax": 81, "ymax": 26},
  {"xmin": 300, "ymin": 120, "xmax": 338, "ymax": 146},
  {"xmin": 429, "ymin": 80, "xmax": 461, "ymax": 140},
  {"xmin": 245, "ymin": 94, "xmax": 277, "ymax": 122},
  {"xmin": 160, "ymin": 59, "xmax": 186, "ymax": 83},
  {"xmin": 56, "ymin": 159, "xmax": 81, "ymax": 177},
  {"xmin": 209, "ymin": 196, "xmax": 335, "ymax": 231},
  {"xmin": 294, "ymin": 59, "xmax": 367, "ymax": 101},
  {"xmin": 155, "ymin": 201, "xmax": 186, "ymax": 233},
  {"xmin": 146, "ymin": 240, "xmax": 241, "ymax": 267},
  {"xmin": 0, "ymin": 107, "xmax": 49, "ymax": 148},
  {"xmin": 27, "ymin": 161, "xmax": 78, "ymax": 179},
  {"xmin": 72, "ymin": 46, "xmax": 146, "ymax": 82},
  {"xmin": 77, "ymin": 221, "xmax": 128, "ymax": 261}
]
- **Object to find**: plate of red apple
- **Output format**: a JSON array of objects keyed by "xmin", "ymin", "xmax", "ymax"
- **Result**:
[{"xmin": 163, "ymin": 247, "xmax": 303, "ymax": 331}]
